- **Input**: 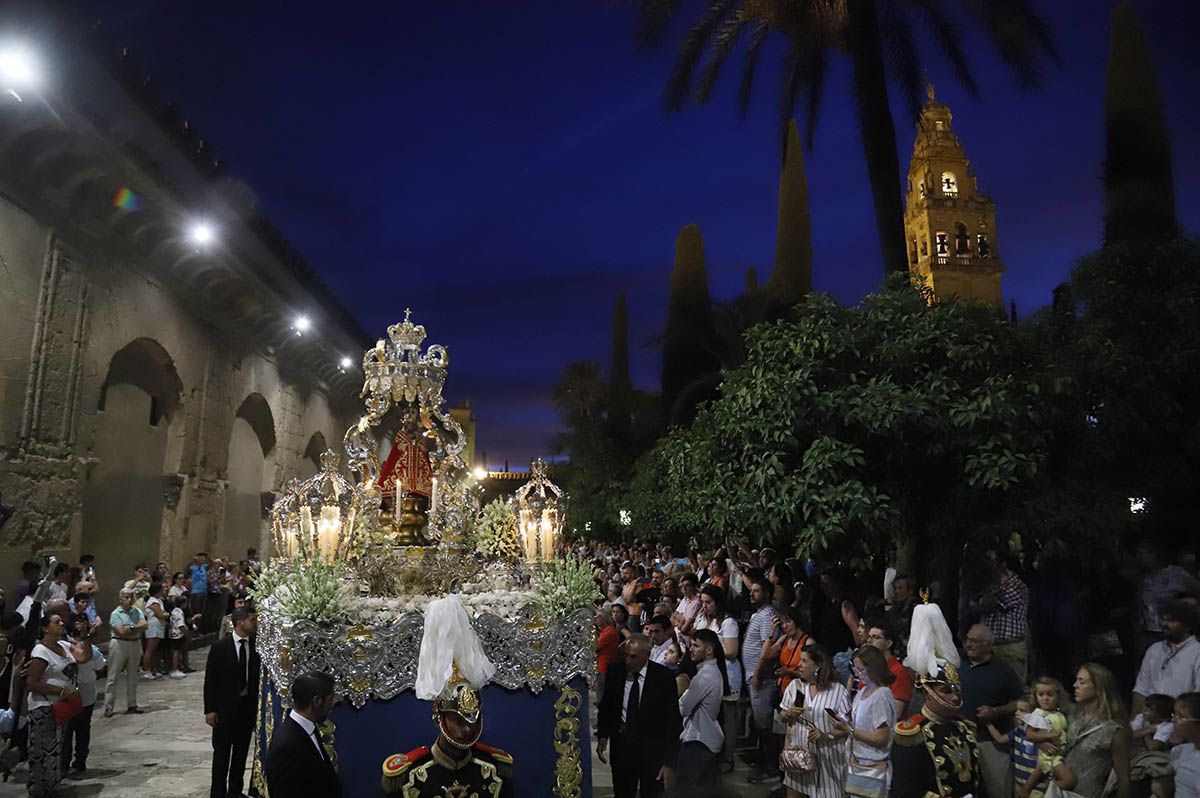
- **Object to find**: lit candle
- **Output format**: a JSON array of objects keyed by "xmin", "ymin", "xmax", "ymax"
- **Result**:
[{"xmin": 317, "ymin": 506, "xmax": 340, "ymax": 561}]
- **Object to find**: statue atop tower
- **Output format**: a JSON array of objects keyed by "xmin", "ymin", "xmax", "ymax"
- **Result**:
[{"xmin": 903, "ymin": 86, "xmax": 1004, "ymax": 307}]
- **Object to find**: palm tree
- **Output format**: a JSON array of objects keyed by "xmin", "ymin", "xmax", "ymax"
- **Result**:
[{"xmin": 632, "ymin": 0, "xmax": 1057, "ymax": 277}]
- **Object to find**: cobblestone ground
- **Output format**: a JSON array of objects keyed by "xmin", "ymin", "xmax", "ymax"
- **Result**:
[{"xmin": 0, "ymin": 646, "xmax": 776, "ymax": 797}]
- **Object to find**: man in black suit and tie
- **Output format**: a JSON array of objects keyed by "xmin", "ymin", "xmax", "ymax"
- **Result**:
[
  {"xmin": 596, "ymin": 633, "xmax": 681, "ymax": 797},
  {"xmin": 266, "ymin": 670, "xmax": 342, "ymax": 798},
  {"xmin": 204, "ymin": 606, "xmax": 260, "ymax": 798}
]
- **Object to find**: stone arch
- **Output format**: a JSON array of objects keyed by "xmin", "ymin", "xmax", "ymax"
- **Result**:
[
  {"xmin": 955, "ymin": 221, "xmax": 971, "ymax": 255},
  {"xmin": 222, "ymin": 393, "xmax": 276, "ymax": 561},
  {"xmin": 83, "ymin": 337, "xmax": 184, "ymax": 603},
  {"xmin": 298, "ymin": 431, "xmax": 328, "ymax": 480}
]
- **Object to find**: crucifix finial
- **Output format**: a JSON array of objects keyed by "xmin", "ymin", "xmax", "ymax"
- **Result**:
[{"xmin": 926, "ymin": 83, "xmax": 936, "ymax": 104}]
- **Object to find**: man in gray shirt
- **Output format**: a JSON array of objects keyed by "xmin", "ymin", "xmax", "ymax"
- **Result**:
[
  {"xmin": 675, "ymin": 629, "xmax": 727, "ymax": 787},
  {"xmin": 742, "ymin": 576, "xmax": 780, "ymax": 783}
]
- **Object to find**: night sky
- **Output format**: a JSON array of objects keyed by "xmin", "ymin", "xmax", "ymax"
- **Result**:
[{"xmin": 96, "ymin": 1, "xmax": 1200, "ymax": 467}]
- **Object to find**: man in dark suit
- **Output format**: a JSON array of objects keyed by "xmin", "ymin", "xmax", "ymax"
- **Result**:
[
  {"xmin": 596, "ymin": 633, "xmax": 681, "ymax": 798},
  {"xmin": 204, "ymin": 606, "xmax": 260, "ymax": 798},
  {"xmin": 266, "ymin": 670, "xmax": 341, "ymax": 798}
]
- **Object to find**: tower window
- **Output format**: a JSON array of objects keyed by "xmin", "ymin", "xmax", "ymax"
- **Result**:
[
  {"xmin": 920, "ymin": 239, "xmax": 928, "ymax": 257},
  {"xmin": 935, "ymin": 232, "xmax": 949, "ymax": 256},
  {"xmin": 918, "ymin": 181, "xmax": 926, "ymax": 199},
  {"xmin": 977, "ymin": 233, "xmax": 991, "ymax": 258},
  {"xmin": 910, "ymin": 239, "xmax": 918, "ymax": 264},
  {"xmin": 955, "ymin": 223, "xmax": 970, "ymax": 255},
  {"xmin": 941, "ymin": 172, "xmax": 958, "ymax": 196}
]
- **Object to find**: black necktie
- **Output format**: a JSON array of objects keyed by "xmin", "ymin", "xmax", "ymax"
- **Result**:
[
  {"xmin": 237, "ymin": 639, "xmax": 247, "ymax": 691},
  {"xmin": 626, "ymin": 673, "xmax": 640, "ymax": 730},
  {"xmin": 313, "ymin": 726, "xmax": 330, "ymax": 765}
]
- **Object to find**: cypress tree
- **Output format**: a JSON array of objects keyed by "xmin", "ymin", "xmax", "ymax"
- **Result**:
[
  {"xmin": 745, "ymin": 265, "xmax": 759, "ymax": 293},
  {"xmin": 1103, "ymin": 1, "xmax": 1176, "ymax": 248},
  {"xmin": 767, "ymin": 119, "xmax": 813, "ymax": 313},
  {"xmin": 608, "ymin": 292, "xmax": 631, "ymax": 441},
  {"xmin": 661, "ymin": 224, "xmax": 717, "ymax": 427}
]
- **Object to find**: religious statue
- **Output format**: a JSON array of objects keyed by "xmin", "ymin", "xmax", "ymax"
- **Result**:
[
  {"xmin": 378, "ymin": 429, "xmax": 435, "ymax": 546},
  {"xmin": 380, "ymin": 598, "xmax": 514, "ymax": 797}
]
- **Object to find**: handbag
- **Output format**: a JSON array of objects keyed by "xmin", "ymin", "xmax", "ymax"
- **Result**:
[
  {"xmin": 778, "ymin": 743, "xmax": 815, "ymax": 774},
  {"xmin": 52, "ymin": 692, "xmax": 83, "ymax": 725},
  {"xmin": 844, "ymin": 753, "xmax": 889, "ymax": 798}
]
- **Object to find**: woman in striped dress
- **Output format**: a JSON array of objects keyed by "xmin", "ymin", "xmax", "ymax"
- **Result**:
[{"xmin": 778, "ymin": 643, "xmax": 851, "ymax": 798}]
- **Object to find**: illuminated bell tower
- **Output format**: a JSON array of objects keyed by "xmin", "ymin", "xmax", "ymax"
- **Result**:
[{"xmin": 903, "ymin": 85, "xmax": 1003, "ymax": 307}]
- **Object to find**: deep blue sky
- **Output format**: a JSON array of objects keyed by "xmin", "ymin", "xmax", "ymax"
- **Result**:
[{"xmin": 97, "ymin": 1, "xmax": 1200, "ymax": 467}]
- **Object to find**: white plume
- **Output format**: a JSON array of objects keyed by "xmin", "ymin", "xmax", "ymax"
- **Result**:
[
  {"xmin": 414, "ymin": 596, "xmax": 496, "ymax": 701},
  {"xmin": 903, "ymin": 601, "xmax": 960, "ymax": 678}
]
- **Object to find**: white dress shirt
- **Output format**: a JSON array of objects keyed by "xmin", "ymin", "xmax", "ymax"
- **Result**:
[{"xmin": 289, "ymin": 709, "xmax": 325, "ymax": 756}]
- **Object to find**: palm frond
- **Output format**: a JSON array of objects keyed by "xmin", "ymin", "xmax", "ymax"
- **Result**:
[
  {"xmin": 879, "ymin": 0, "xmax": 925, "ymax": 125},
  {"xmin": 778, "ymin": 35, "xmax": 830, "ymax": 152},
  {"xmin": 907, "ymin": 0, "xmax": 980, "ymax": 99},
  {"xmin": 958, "ymin": 0, "xmax": 1060, "ymax": 91},
  {"xmin": 664, "ymin": 0, "xmax": 742, "ymax": 112},
  {"xmin": 696, "ymin": 12, "xmax": 754, "ymax": 104},
  {"xmin": 737, "ymin": 21, "xmax": 770, "ymax": 117}
]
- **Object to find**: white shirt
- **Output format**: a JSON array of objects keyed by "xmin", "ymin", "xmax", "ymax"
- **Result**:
[
  {"xmin": 620, "ymin": 665, "xmax": 646, "ymax": 724},
  {"xmin": 1135, "ymin": 636, "xmax": 1200, "ymax": 699},
  {"xmin": 1173, "ymin": 743, "xmax": 1200, "ymax": 798},
  {"xmin": 289, "ymin": 709, "xmax": 325, "ymax": 756}
]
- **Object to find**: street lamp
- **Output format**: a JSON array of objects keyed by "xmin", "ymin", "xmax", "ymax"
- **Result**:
[
  {"xmin": 189, "ymin": 222, "xmax": 216, "ymax": 247},
  {"xmin": 0, "ymin": 42, "xmax": 38, "ymax": 101}
]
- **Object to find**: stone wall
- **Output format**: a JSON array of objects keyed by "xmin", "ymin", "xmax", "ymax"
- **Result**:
[{"xmin": 0, "ymin": 197, "xmax": 359, "ymax": 604}]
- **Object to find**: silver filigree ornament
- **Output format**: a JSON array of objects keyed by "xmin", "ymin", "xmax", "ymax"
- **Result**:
[{"xmin": 259, "ymin": 607, "xmax": 595, "ymax": 709}]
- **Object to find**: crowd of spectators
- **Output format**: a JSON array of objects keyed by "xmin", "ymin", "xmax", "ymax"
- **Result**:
[
  {"xmin": 0, "ymin": 548, "xmax": 261, "ymax": 792},
  {"xmin": 582, "ymin": 539, "xmax": 1200, "ymax": 797}
]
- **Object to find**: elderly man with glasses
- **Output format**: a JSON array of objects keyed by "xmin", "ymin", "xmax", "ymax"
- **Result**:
[{"xmin": 959, "ymin": 624, "xmax": 1023, "ymax": 798}]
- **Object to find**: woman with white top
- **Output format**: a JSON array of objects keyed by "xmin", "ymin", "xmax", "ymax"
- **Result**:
[
  {"xmin": 24, "ymin": 614, "xmax": 92, "ymax": 797},
  {"xmin": 694, "ymin": 583, "xmax": 742, "ymax": 771},
  {"xmin": 777, "ymin": 643, "xmax": 851, "ymax": 798},
  {"xmin": 141, "ymin": 581, "xmax": 169, "ymax": 677},
  {"xmin": 830, "ymin": 645, "xmax": 897, "ymax": 798},
  {"xmin": 675, "ymin": 629, "xmax": 730, "ymax": 788}
]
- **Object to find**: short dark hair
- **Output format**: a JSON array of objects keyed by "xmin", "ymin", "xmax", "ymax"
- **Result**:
[
  {"xmin": 148, "ymin": 581, "xmax": 164, "ymax": 597},
  {"xmin": 134, "ymin": 563, "xmax": 147, "ymax": 572},
  {"xmin": 231, "ymin": 606, "xmax": 257, "ymax": 625},
  {"xmin": 1160, "ymin": 599, "xmax": 1199, "ymax": 632},
  {"xmin": 1, "ymin": 612, "xmax": 23, "ymax": 632},
  {"xmin": 680, "ymin": 572, "xmax": 699, "ymax": 586},
  {"xmin": 1144, "ymin": 693, "xmax": 1175, "ymax": 719},
  {"xmin": 866, "ymin": 617, "xmax": 896, "ymax": 646},
  {"xmin": 643, "ymin": 615, "xmax": 669, "ymax": 631},
  {"xmin": 53, "ymin": 563, "xmax": 69, "ymax": 577},
  {"xmin": 73, "ymin": 592, "xmax": 90, "ymax": 603},
  {"xmin": 79, "ymin": 554, "xmax": 95, "ymax": 565},
  {"xmin": 21, "ymin": 560, "xmax": 40, "ymax": 576},
  {"xmin": 292, "ymin": 671, "xmax": 336, "ymax": 711},
  {"xmin": 1177, "ymin": 692, "xmax": 1200, "ymax": 720}
]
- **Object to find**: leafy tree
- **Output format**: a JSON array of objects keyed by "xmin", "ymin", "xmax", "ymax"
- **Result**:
[
  {"xmin": 626, "ymin": 276, "xmax": 1056, "ymax": 578},
  {"xmin": 631, "ymin": 0, "xmax": 1057, "ymax": 276}
]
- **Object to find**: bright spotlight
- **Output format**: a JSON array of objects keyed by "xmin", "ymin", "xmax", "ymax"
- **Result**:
[
  {"xmin": 339, "ymin": 356, "xmax": 353, "ymax": 369},
  {"xmin": 0, "ymin": 43, "xmax": 39, "ymax": 91},
  {"xmin": 294, "ymin": 316, "xmax": 311, "ymax": 334},
  {"xmin": 472, "ymin": 466, "xmax": 488, "ymax": 480},
  {"xmin": 189, "ymin": 222, "xmax": 215, "ymax": 246}
]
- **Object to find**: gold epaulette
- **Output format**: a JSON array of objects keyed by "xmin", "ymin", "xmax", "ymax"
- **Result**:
[
  {"xmin": 475, "ymin": 742, "xmax": 513, "ymax": 765},
  {"xmin": 382, "ymin": 746, "xmax": 429, "ymax": 777},
  {"xmin": 893, "ymin": 716, "xmax": 925, "ymax": 746}
]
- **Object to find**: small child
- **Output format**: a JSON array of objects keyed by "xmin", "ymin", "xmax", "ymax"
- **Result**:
[
  {"xmin": 1020, "ymin": 677, "xmax": 1069, "ymax": 798},
  {"xmin": 1132, "ymin": 693, "xmax": 1176, "ymax": 751},
  {"xmin": 1130, "ymin": 694, "xmax": 1176, "ymax": 798},
  {"xmin": 167, "ymin": 594, "xmax": 188, "ymax": 677},
  {"xmin": 984, "ymin": 694, "xmax": 1039, "ymax": 793}
]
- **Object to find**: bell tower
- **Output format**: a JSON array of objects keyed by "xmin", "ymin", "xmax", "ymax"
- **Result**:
[{"xmin": 903, "ymin": 85, "xmax": 1003, "ymax": 307}]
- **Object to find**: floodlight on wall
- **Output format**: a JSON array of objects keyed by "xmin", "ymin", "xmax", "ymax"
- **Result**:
[
  {"xmin": 188, "ymin": 222, "xmax": 216, "ymax": 247},
  {"xmin": 294, "ymin": 315, "xmax": 311, "ymax": 335},
  {"xmin": 0, "ymin": 42, "xmax": 39, "ymax": 101},
  {"xmin": 339, "ymin": 356, "xmax": 353, "ymax": 369},
  {"xmin": 472, "ymin": 466, "xmax": 488, "ymax": 481}
]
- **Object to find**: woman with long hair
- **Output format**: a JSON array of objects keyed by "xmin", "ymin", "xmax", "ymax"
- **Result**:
[
  {"xmin": 765, "ymin": 606, "xmax": 812, "ymax": 696},
  {"xmin": 694, "ymin": 583, "xmax": 742, "ymax": 770},
  {"xmin": 23, "ymin": 614, "xmax": 92, "ymax": 797},
  {"xmin": 1049, "ymin": 662, "xmax": 1132, "ymax": 798},
  {"xmin": 777, "ymin": 643, "xmax": 851, "ymax": 798},
  {"xmin": 831, "ymin": 646, "xmax": 897, "ymax": 798},
  {"xmin": 675, "ymin": 629, "xmax": 730, "ymax": 787}
]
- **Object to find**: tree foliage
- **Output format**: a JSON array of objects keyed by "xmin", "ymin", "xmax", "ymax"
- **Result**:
[{"xmin": 625, "ymin": 277, "xmax": 1055, "ymax": 562}]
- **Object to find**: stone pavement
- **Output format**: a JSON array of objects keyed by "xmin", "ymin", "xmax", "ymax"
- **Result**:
[{"xmin": 0, "ymin": 646, "xmax": 778, "ymax": 797}]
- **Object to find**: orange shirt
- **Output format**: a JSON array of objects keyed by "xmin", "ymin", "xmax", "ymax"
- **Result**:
[
  {"xmin": 777, "ymin": 634, "xmax": 810, "ymax": 693},
  {"xmin": 887, "ymin": 655, "xmax": 914, "ymax": 711},
  {"xmin": 596, "ymin": 625, "xmax": 620, "ymax": 675}
]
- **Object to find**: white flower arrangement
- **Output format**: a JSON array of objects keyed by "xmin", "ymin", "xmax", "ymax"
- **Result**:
[
  {"xmin": 474, "ymin": 498, "xmax": 522, "ymax": 562},
  {"xmin": 249, "ymin": 559, "xmax": 354, "ymax": 625},
  {"xmin": 349, "ymin": 589, "xmax": 532, "ymax": 625},
  {"xmin": 530, "ymin": 556, "xmax": 598, "ymax": 619}
]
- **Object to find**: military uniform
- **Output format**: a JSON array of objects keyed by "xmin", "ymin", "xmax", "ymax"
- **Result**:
[
  {"xmin": 380, "ymin": 740, "xmax": 513, "ymax": 797},
  {"xmin": 890, "ymin": 713, "xmax": 981, "ymax": 798}
]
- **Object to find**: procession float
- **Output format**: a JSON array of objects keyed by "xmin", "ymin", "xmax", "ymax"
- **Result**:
[{"xmin": 249, "ymin": 311, "xmax": 594, "ymax": 797}]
